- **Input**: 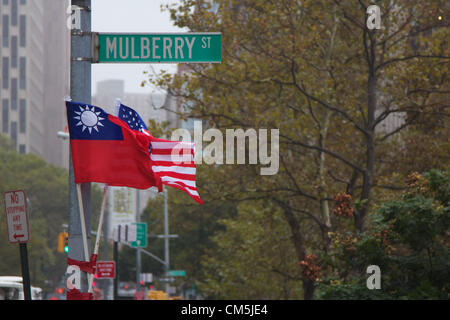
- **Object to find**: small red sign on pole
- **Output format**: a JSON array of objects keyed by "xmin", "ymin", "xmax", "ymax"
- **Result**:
[
  {"xmin": 96, "ymin": 261, "xmax": 116, "ymax": 279},
  {"xmin": 4, "ymin": 190, "xmax": 30, "ymax": 244}
]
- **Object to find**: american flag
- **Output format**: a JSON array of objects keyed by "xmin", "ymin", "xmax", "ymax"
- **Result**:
[{"xmin": 118, "ymin": 104, "xmax": 203, "ymax": 204}]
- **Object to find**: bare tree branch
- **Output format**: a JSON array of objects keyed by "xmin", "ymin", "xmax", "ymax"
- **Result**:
[
  {"xmin": 376, "ymin": 55, "xmax": 450, "ymax": 72},
  {"xmin": 279, "ymin": 133, "xmax": 365, "ymax": 174}
]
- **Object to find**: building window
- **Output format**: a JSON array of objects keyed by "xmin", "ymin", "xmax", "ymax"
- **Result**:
[
  {"xmin": 3, "ymin": 0, "xmax": 9, "ymax": 5},
  {"xmin": 2, "ymin": 100, "xmax": 9, "ymax": 133},
  {"xmin": 19, "ymin": 144, "xmax": 25, "ymax": 154},
  {"xmin": 11, "ymin": 0, "xmax": 18, "ymax": 26},
  {"xmin": 2, "ymin": 15, "xmax": 9, "ymax": 47},
  {"xmin": 20, "ymin": 0, "xmax": 26, "ymax": 4},
  {"xmin": 11, "ymin": 121, "xmax": 17, "ymax": 148},
  {"xmin": 19, "ymin": 99, "xmax": 26, "ymax": 133},
  {"xmin": 11, "ymin": 36, "xmax": 18, "ymax": 68},
  {"xmin": 2, "ymin": 57, "xmax": 9, "ymax": 89},
  {"xmin": 19, "ymin": 57, "xmax": 26, "ymax": 89},
  {"xmin": 19, "ymin": 15, "xmax": 26, "ymax": 47},
  {"xmin": 11, "ymin": 78, "xmax": 18, "ymax": 110}
]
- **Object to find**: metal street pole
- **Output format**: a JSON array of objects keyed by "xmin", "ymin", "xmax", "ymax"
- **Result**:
[
  {"xmin": 68, "ymin": 0, "xmax": 92, "ymax": 293},
  {"xmin": 19, "ymin": 243, "xmax": 31, "ymax": 300},
  {"xmin": 164, "ymin": 187, "xmax": 169, "ymax": 295},
  {"xmin": 113, "ymin": 239, "xmax": 118, "ymax": 300},
  {"xmin": 136, "ymin": 189, "xmax": 141, "ymax": 292},
  {"xmin": 103, "ymin": 197, "xmax": 112, "ymax": 299}
]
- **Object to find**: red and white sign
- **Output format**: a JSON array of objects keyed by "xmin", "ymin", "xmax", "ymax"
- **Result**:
[
  {"xmin": 96, "ymin": 261, "xmax": 115, "ymax": 279},
  {"xmin": 4, "ymin": 190, "xmax": 30, "ymax": 244}
]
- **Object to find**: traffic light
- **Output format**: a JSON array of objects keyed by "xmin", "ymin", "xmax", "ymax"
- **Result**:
[
  {"xmin": 64, "ymin": 234, "xmax": 69, "ymax": 253},
  {"xmin": 57, "ymin": 232, "xmax": 69, "ymax": 253}
]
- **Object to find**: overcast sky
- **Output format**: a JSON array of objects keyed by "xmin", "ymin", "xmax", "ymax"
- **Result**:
[{"xmin": 91, "ymin": 0, "xmax": 185, "ymax": 95}]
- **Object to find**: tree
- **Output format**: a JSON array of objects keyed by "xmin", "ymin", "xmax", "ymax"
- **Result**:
[
  {"xmin": 318, "ymin": 169, "xmax": 449, "ymax": 299},
  {"xmin": 0, "ymin": 135, "xmax": 68, "ymax": 290},
  {"xmin": 138, "ymin": 187, "xmax": 237, "ymax": 293},
  {"xmin": 148, "ymin": 0, "xmax": 449, "ymax": 299},
  {"xmin": 0, "ymin": 134, "xmax": 103, "ymax": 293},
  {"xmin": 200, "ymin": 200, "xmax": 304, "ymax": 299}
]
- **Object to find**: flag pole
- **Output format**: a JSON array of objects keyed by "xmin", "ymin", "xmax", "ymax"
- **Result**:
[
  {"xmin": 76, "ymin": 183, "xmax": 90, "ymax": 263},
  {"xmin": 88, "ymin": 184, "xmax": 109, "ymax": 294}
]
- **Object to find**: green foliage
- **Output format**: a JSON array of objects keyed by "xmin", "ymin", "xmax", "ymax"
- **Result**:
[
  {"xmin": 148, "ymin": 0, "xmax": 449, "ymax": 299},
  {"xmin": 0, "ymin": 135, "xmax": 68, "ymax": 291},
  {"xmin": 0, "ymin": 134, "xmax": 103, "ymax": 293},
  {"xmin": 318, "ymin": 170, "xmax": 450, "ymax": 299},
  {"xmin": 200, "ymin": 201, "xmax": 304, "ymax": 299},
  {"xmin": 318, "ymin": 280, "xmax": 397, "ymax": 300},
  {"xmin": 136, "ymin": 187, "xmax": 237, "ymax": 292}
]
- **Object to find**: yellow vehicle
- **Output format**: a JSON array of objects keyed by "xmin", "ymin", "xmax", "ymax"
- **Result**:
[{"xmin": 147, "ymin": 290, "xmax": 167, "ymax": 300}]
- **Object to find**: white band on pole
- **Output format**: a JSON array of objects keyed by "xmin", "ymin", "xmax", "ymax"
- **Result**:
[
  {"xmin": 76, "ymin": 184, "xmax": 90, "ymax": 262},
  {"xmin": 76, "ymin": 184, "xmax": 92, "ymax": 294}
]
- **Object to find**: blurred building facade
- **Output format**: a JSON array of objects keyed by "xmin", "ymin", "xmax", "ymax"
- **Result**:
[
  {"xmin": 92, "ymin": 79, "xmax": 174, "ymax": 129},
  {"xmin": 0, "ymin": 0, "xmax": 70, "ymax": 167}
]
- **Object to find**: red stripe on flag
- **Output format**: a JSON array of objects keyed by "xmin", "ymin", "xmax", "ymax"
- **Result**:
[
  {"xmin": 151, "ymin": 161, "xmax": 196, "ymax": 167},
  {"xmin": 163, "ymin": 182, "xmax": 203, "ymax": 204},
  {"xmin": 150, "ymin": 148, "xmax": 194, "ymax": 155}
]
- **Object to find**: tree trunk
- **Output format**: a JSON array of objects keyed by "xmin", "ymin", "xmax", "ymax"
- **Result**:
[
  {"xmin": 281, "ymin": 203, "xmax": 315, "ymax": 300},
  {"xmin": 357, "ymin": 30, "xmax": 378, "ymax": 232},
  {"xmin": 319, "ymin": 111, "xmax": 332, "ymax": 230},
  {"xmin": 302, "ymin": 279, "xmax": 315, "ymax": 300},
  {"xmin": 356, "ymin": 75, "xmax": 376, "ymax": 232},
  {"xmin": 319, "ymin": 111, "xmax": 332, "ymax": 250}
]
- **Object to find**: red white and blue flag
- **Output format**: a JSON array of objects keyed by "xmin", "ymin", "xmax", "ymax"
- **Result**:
[
  {"xmin": 66, "ymin": 100, "xmax": 162, "ymax": 190},
  {"xmin": 118, "ymin": 104, "xmax": 203, "ymax": 204}
]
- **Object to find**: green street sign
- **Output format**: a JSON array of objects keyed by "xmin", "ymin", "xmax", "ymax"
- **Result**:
[
  {"xmin": 95, "ymin": 33, "xmax": 222, "ymax": 63},
  {"xmin": 130, "ymin": 222, "xmax": 147, "ymax": 248},
  {"xmin": 168, "ymin": 270, "xmax": 186, "ymax": 277}
]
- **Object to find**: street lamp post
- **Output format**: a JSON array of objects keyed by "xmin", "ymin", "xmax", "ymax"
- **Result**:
[{"xmin": 163, "ymin": 187, "xmax": 170, "ymax": 295}]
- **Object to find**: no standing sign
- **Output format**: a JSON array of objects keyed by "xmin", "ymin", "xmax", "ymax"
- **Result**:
[
  {"xmin": 4, "ymin": 190, "xmax": 30, "ymax": 244},
  {"xmin": 3, "ymin": 189, "xmax": 32, "ymax": 300}
]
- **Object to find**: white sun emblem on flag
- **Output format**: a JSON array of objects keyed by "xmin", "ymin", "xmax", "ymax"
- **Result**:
[{"xmin": 73, "ymin": 105, "xmax": 105, "ymax": 134}]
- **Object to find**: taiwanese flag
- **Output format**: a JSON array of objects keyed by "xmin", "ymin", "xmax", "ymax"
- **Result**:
[{"xmin": 66, "ymin": 100, "xmax": 162, "ymax": 190}]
